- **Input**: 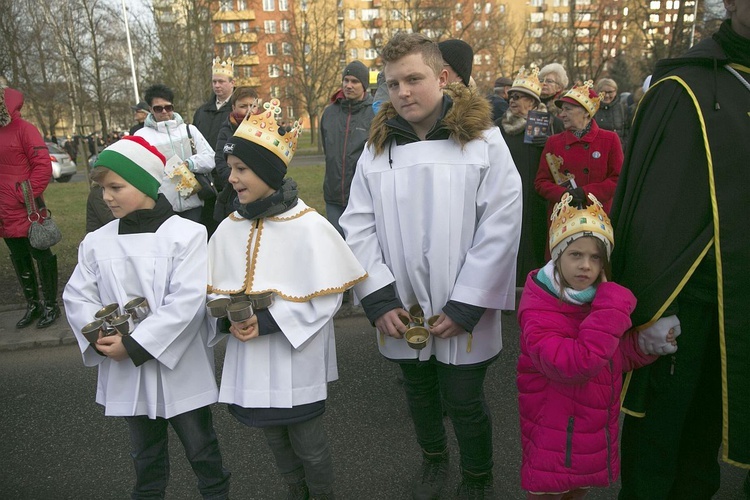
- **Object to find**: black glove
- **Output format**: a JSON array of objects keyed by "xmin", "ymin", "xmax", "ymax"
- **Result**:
[
  {"xmin": 530, "ymin": 134, "xmax": 549, "ymax": 147},
  {"xmin": 566, "ymin": 187, "xmax": 586, "ymax": 206}
]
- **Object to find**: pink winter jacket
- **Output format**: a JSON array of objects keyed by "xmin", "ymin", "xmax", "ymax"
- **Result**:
[{"xmin": 516, "ymin": 271, "xmax": 655, "ymax": 494}]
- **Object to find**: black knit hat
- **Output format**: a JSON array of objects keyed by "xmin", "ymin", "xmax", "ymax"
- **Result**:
[
  {"xmin": 438, "ymin": 39, "xmax": 473, "ymax": 86},
  {"xmin": 224, "ymin": 136, "xmax": 287, "ymax": 191},
  {"xmin": 343, "ymin": 60, "xmax": 369, "ymax": 90}
]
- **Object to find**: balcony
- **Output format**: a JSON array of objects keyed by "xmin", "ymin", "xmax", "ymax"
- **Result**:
[
  {"xmin": 216, "ymin": 32, "xmax": 258, "ymax": 44},
  {"xmin": 233, "ymin": 55, "xmax": 260, "ymax": 66},
  {"xmin": 235, "ymin": 76, "xmax": 261, "ymax": 87},
  {"xmin": 213, "ymin": 10, "xmax": 255, "ymax": 21}
]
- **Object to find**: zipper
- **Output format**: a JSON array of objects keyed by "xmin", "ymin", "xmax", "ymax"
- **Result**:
[
  {"xmin": 565, "ymin": 416, "xmax": 575, "ymax": 468},
  {"xmin": 340, "ymin": 103, "xmax": 352, "ymax": 205},
  {"xmin": 605, "ymin": 359, "xmax": 614, "ymax": 482}
]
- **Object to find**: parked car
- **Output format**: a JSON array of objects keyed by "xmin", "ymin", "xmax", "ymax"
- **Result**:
[{"xmin": 46, "ymin": 142, "xmax": 77, "ymax": 182}]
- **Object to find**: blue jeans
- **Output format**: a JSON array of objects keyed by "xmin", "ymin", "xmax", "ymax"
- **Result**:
[
  {"xmin": 325, "ymin": 203, "xmax": 346, "ymax": 239},
  {"xmin": 125, "ymin": 406, "xmax": 230, "ymax": 500},
  {"xmin": 262, "ymin": 414, "xmax": 334, "ymax": 495},
  {"xmin": 400, "ymin": 362, "xmax": 493, "ymax": 475}
]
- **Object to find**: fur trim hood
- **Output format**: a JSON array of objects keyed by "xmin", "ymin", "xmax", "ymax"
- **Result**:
[
  {"xmin": 0, "ymin": 87, "xmax": 23, "ymax": 127},
  {"xmin": 499, "ymin": 102, "xmax": 550, "ymax": 136},
  {"xmin": 368, "ymin": 83, "xmax": 493, "ymax": 156}
]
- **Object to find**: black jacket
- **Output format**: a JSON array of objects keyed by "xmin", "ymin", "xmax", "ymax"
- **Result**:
[{"xmin": 193, "ymin": 94, "xmax": 231, "ymax": 150}]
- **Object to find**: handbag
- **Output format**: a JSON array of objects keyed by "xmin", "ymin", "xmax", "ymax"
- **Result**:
[
  {"xmin": 20, "ymin": 180, "xmax": 62, "ymax": 250},
  {"xmin": 186, "ymin": 124, "xmax": 218, "ymax": 201}
]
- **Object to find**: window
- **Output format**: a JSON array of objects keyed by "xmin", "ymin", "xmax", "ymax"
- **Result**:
[
  {"xmin": 264, "ymin": 20, "xmax": 276, "ymax": 33},
  {"xmin": 219, "ymin": 0, "xmax": 232, "ymax": 11},
  {"xmin": 530, "ymin": 12, "xmax": 543, "ymax": 23},
  {"xmin": 279, "ymin": 0, "xmax": 288, "ymax": 11},
  {"xmin": 473, "ymin": 3, "xmax": 481, "ymax": 13},
  {"xmin": 268, "ymin": 64, "xmax": 280, "ymax": 77},
  {"xmin": 363, "ymin": 28, "xmax": 379, "ymax": 40},
  {"xmin": 362, "ymin": 9, "xmax": 379, "ymax": 21},
  {"xmin": 239, "ymin": 21, "xmax": 250, "ymax": 33},
  {"xmin": 349, "ymin": 9, "xmax": 356, "ymax": 19},
  {"xmin": 552, "ymin": 12, "xmax": 560, "ymax": 22},
  {"xmin": 241, "ymin": 66, "xmax": 253, "ymax": 78},
  {"xmin": 263, "ymin": 0, "xmax": 274, "ymax": 11},
  {"xmin": 237, "ymin": 0, "xmax": 246, "ymax": 8},
  {"xmin": 280, "ymin": 20, "xmax": 290, "ymax": 33},
  {"xmin": 240, "ymin": 43, "xmax": 251, "ymax": 54},
  {"xmin": 270, "ymin": 86, "xmax": 280, "ymax": 98},
  {"xmin": 456, "ymin": 21, "xmax": 462, "ymax": 30},
  {"xmin": 283, "ymin": 42, "xmax": 293, "ymax": 55},
  {"xmin": 530, "ymin": 28, "xmax": 543, "ymax": 37},
  {"xmin": 650, "ymin": 1, "xmax": 660, "ymax": 9},
  {"xmin": 287, "ymin": 107, "xmax": 295, "ymax": 119},
  {"xmin": 650, "ymin": 14, "xmax": 660, "ymax": 22},
  {"xmin": 350, "ymin": 48, "xmax": 358, "ymax": 59},
  {"xmin": 350, "ymin": 29, "xmax": 357, "ymax": 39},
  {"xmin": 266, "ymin": 43, "xmax": 277, "ymax": 56},
  {"xmin": 485, "ymin": 3, "xmax": 492, "ymax": 13},
  {"xmin": 283, "ymin": 63, "xmax": 293, "ymax": 75},
  {"xmin": 223, "ymin": 45, "xmax": 233, "ymax": 57},
  {"xmin": 221, "ymin": 23, "xmax": 235, "ymax": 34},
  {"xmin": 531, "ymin": 0, "xmax": 543, "ymax": 6},
  {"xmin": 364, "ymin": 48, "xmax": 378, "ymax": 60},
  {"xmin": 473, "ymin": 54, "xmax": 482, "ymax": 65},
  {"xmin": 455, "ymin": 4, "xmax": 462, "ymax": 13}
]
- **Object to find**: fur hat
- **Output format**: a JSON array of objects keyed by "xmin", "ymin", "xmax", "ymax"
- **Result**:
[
  {"xmin": 343, "ymin": 60, "xmax": 369, "ymax": 90},
  {"xmin": 438, "ymin": 39, "xmax": 473, "ymax": 86},
  {"xmin": 94, "ymin": 136, "xmax": 166, "ymax": 200}
]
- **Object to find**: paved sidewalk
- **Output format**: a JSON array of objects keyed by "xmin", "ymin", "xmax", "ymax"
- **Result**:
[
  {"xmin": 0, "ymin": 302, "xmax": 365, "ymax": 352},
  {"xmin": 0, "ymin": 306, "xmax": 76, "ymax": 351}
]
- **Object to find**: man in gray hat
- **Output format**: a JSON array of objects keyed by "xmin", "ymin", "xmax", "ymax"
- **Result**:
[
  {"xmin": 129, "ymin": 101, "xmax": 149, "ymax": 135},
  {"xmin": 320, "ymin": 60, "xmax": 375, "ymax": 238}
]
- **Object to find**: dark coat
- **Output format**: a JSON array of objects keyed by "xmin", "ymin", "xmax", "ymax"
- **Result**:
[
  {"xmin": 498, "ymin": 111, "xmax": 547, "ymax": 286},
  {"xmin": 320, "ymin": 90, "xmax": 374, "ymax": 207},
  {"xmin": 193, "ymin": 94, "xmax": 231, "ymax": 150},
  {"xmin": 611, "ymin": 25, "xmax": 750, "ymax": 463},
  {"xmin": 0, "ymin": 88, "xmax": 52, "ymax": 238},
  {"xmin": 594, "ymin": 94, "xmax": 628, "ymax": 150}
]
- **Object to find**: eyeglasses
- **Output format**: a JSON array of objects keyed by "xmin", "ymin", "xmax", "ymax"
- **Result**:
[
  {"xmin": 152, "ymin": 104, "xmax": 174, "ymax": 113},
  {"xmin": 508, "ymin": 94, "xmax": 524, "ymax": 101},
  {"xmin": 601, "ymin": 90, "xmax": 617, "ymax": 95},
  {"xmin": 542, "ymin": 78, "xmax": 559, "ymax": 85}
]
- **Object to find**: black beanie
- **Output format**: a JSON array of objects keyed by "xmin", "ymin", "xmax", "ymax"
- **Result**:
[
  {"xmin": 343, "ymin": 60, "xmax": 369, "ymax": 90},
  {"xmin": 224, "ymin": 136, "xmax": 287, "ymax": 191},
  {"xmin": 438, "ymin": 39, "xmax": 474, "ymax": 86}
]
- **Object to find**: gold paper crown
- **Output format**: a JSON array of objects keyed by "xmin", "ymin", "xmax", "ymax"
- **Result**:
[
  {"xmin": 233, "ymin": 99, "xmax": 302, "ymax": 166},
  {"xmin": 212, "ymin": 57, "xmax": 234, "ymax": 78},
  {"xmin": 510, "ymin": 66, "xmax": 542, "ymax": 100},
  {"xmin": 557, "ymin": 80, "xmax": 601, "ymax": 116},
  {"xmin": 549, "ymin": 192, "xmax": 614, "ymax": 261}
]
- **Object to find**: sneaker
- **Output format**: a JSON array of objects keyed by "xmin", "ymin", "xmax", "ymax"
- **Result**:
[
  {"xmin": 456, "ymin": 470, "xmax": 495, "ymax": 499},
  {"xmin": 412, "ymin": 449, "xmax": 449, "ymax": 500}
]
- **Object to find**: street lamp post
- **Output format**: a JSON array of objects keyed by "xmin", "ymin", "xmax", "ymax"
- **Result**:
[{"xmin": 122, "ymin": 0, "xmax": 139, "ymax": 104}]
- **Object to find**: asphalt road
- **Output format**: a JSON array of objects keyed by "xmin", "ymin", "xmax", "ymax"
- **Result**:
[{"xmin": 0, "ymin": 314, "xmax": 745, "ymax": 499}]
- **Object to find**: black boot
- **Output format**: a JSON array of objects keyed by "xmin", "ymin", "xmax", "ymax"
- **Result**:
[
  {"xmin": 412, "ymin": 448, "xmax": 449, "ymax": 500},
  {"xmin": 10, "ymin": 253, "xmax": 41, "ymax": 329},
  {"xmin": 456, "ymin": 469, "xmax": 495, "ymax": 499},
  {"xmin": 36, "ymin": 254, "xmax": 60, "ymax": 329}
]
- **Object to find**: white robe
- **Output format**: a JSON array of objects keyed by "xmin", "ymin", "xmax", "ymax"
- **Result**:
[
  {"xmin": 340, "ymin": 127, "xmax": 523, "ymax": 365},
  {"xmin": 207, "ymin": 200, "xmax": 367, "ymax": 408},
  {"xmin": 63, "ymin": 216, "xmax": 218, "ymax": 419}
]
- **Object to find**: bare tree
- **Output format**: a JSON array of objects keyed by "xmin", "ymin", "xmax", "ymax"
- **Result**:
[{"xmin": 280, "ymin": 1, "xmax": 342, "ymax": 147}]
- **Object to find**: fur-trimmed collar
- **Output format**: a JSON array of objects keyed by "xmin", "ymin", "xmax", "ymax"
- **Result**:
[
  {"xmin": 499, "ymin": 102, "xmax": 550, "ymax": 136},
  {"xmin": 368, "ymin": 83, "xmax": 492, "ymax": 156}
]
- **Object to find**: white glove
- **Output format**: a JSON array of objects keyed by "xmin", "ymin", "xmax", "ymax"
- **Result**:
[{"xmin": 637, "ymin": 315, "xmax": 681, "ymax": 355}]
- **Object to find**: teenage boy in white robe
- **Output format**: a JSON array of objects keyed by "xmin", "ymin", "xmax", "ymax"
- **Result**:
[
  {"xmin": 340, "ymin": 33, "xmax": 522, "ymax": 498},
  {"xmin": 206, "ymin": 99, "xmax": 367, "ymax": 499},
  {"xmin": 63, "ymin": 136, "xmax": 230, "ymax": 499}
]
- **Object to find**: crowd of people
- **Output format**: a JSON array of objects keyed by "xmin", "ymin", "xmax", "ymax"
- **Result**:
[{"xmin": 1, "ymin": 1, "xmax": 747, "ymax": 498}]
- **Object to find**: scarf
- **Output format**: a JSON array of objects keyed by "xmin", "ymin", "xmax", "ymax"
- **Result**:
[
  {"xmin": 572, "ymin": 120, "xmax": 593, "ymax": 139},
  {"xmin": 118, "ymin": 194, "xmax": 175, "ymax": 235},
  {"xmin": 536, "ymin": 260, "xmax": 597, "ymax": 306},
  {"xmin": 236, "ymin": 177, "xmax": 299, "ymax": 221},
  {"xmin": 714, "ymin": 20, "xmax": 750, "ymax": 68}
]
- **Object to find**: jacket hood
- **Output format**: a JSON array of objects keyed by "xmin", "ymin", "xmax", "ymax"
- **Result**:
[
  {"xmin": 329, "ymin": 88, "xmax": 374, "ymax": 108},
  {"xmin": 652, "ymin": 38, "xmax": 729, "ymax": 82},
  {"xmin": 144, "ymin": 112, "xmax": 185, "ymax": 131},
  {"xmin": 0, "ymin": 87, "xmax": 23, "ymax": 127},
  {"xmin": 368, "ymin": 83, "xmax": 493, "ymax": 156}
]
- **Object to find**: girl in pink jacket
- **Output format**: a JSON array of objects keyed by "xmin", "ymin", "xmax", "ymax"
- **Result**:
[{"xmin": 517, "ymin": 193, "xmax": 665, "ymax": 499}]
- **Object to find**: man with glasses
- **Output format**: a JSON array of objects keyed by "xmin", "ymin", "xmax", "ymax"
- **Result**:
[
  {"xmin": 135, "ymin": 84, "xmax": 215, "ymax": 223},
  {"xmin": 538, "ymin": 63, "xmax": 569, "ymax": 117}
]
